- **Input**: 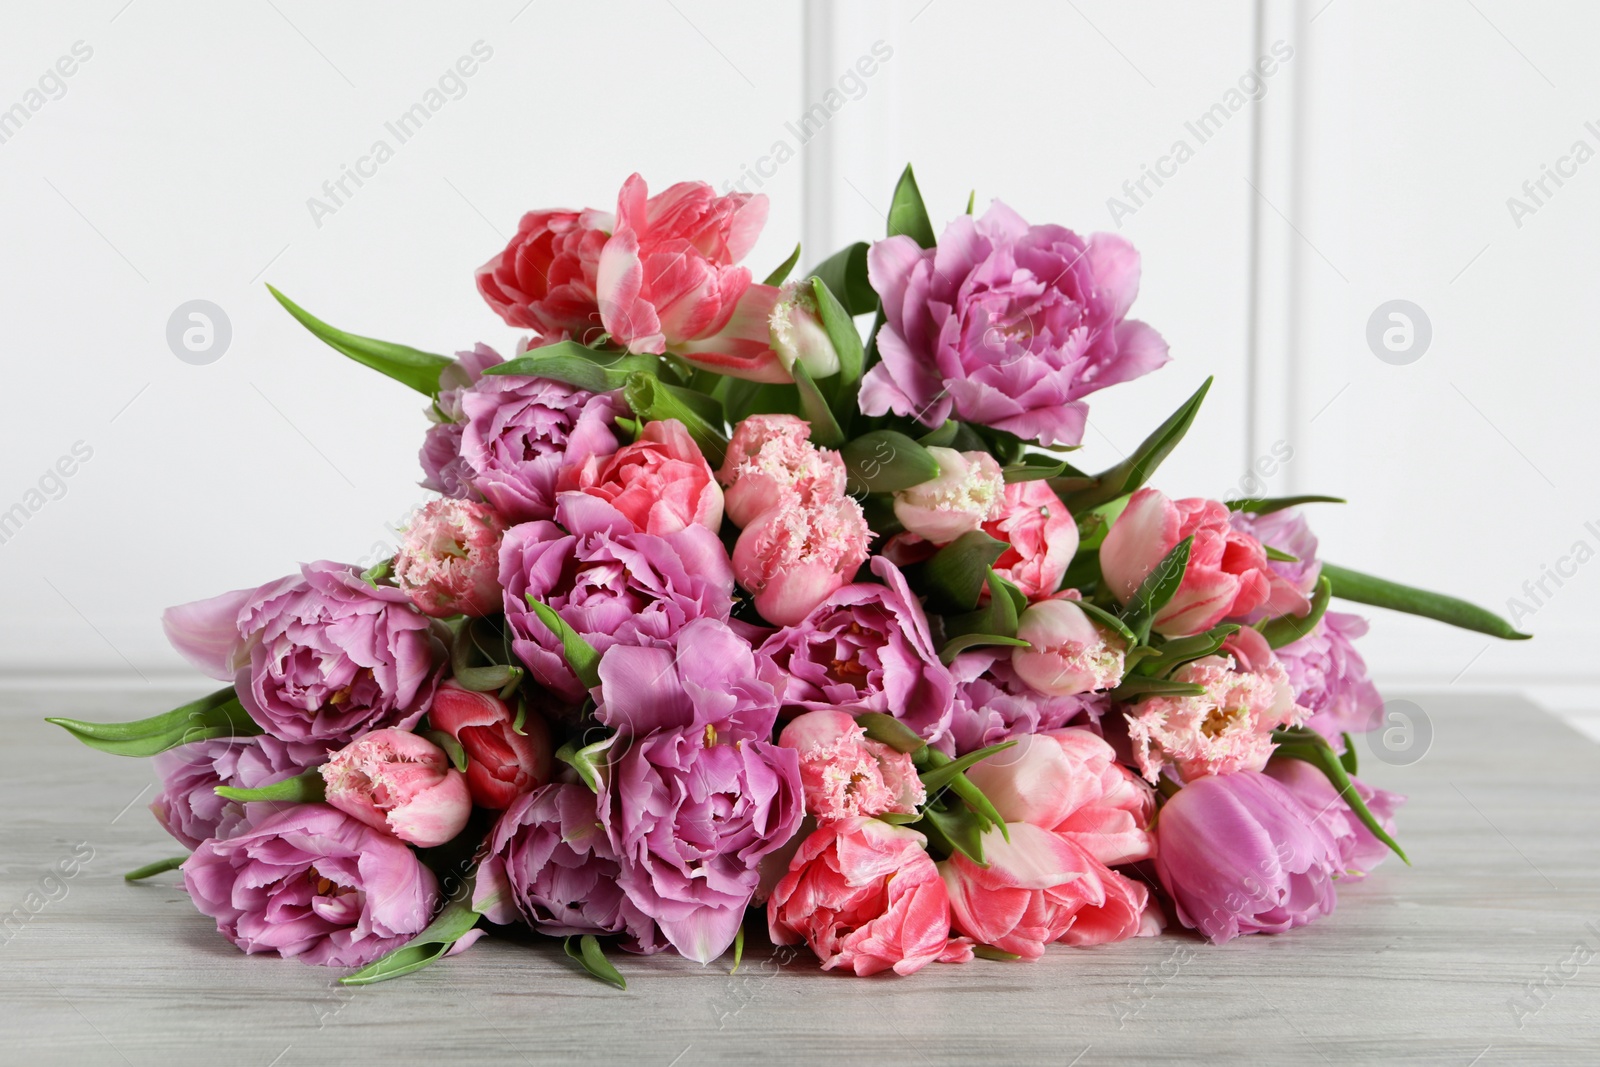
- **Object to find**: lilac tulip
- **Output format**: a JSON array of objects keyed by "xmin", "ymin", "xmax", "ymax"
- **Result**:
[
  {"xmin": 759, "ymin": 557, "xmax": 956, "ymax": 745},
  {"xmin": 475, "ymin": 783, "xmax": 664, "ymax": 952},
  {"xmin": 1266, "ymin": 757, "xmax": 1404, "ymax": 880},
  {"xmin": 162, "ymin": 561, "xmax": 444, "ymax": 745},
  {"xmin": 182, "ymin": 803, "xmax": 438, "ymax": 967},
  {"xmin": 1274, "ymin": 612, "xmax": 1384, "ymax": 744},
  {"xmin": 1154, "ymin": 771, "xmax": 1342, "ymax": 943},
  {"xmin": 151, "ymin": 736, "xmax": 332, "ymax": 850},
  {"xmin": 419, "ymin": 342, "xmax": 503, "ymax": 498},
  {"xmin": 859, "ymin": 202, "xmax": 1169, "ymax": 446},
  {"xmin": 501, "ymin": 493, "xmax": 735, "ymax": 703},
  {"xmin": 947, "ymin": 646, "xmax": 1106, "ymax": 756}
]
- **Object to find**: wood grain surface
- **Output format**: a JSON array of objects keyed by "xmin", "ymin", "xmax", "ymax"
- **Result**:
[{"xmin": 2, "ymin": 688, "xmax": 1596, "ymax": 1066}]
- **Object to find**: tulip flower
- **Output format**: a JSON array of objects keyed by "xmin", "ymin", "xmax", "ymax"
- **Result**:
[
  {"xmin": 320, "ymin": 729, "xmax": 472, "ymax": 848},
  {"xmin": 427, "ymin": 683, "xmax": 554, "ymax": 810},
  {"xmin": 892, "ymin": 448, "xmax": 1005, "ymax": 545},
  {"xmin": 1011, "ymin": 598, "xmax": 1125, "ymax": 697}
]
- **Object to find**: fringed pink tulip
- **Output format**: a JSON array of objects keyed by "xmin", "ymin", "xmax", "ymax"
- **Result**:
[
  {"xmin": 1011, "ymin": 598, "xmax": 1125, "ymax": 697},
  {"xmin": 319, "ymin": 729, "xmax": 472, "ymax": 848},
  {"xmin": 393, "ymin": 499, "xmax": 507, "ymax": 618}
]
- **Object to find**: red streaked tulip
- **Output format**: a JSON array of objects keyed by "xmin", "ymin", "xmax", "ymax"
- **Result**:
[{"xmin": 427, "ymin": 682, "xmax": 554, "ymax": 810}]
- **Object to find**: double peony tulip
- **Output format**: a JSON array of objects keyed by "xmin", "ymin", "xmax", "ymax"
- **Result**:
[
  {"xmin": 151, "ymin": 736, "xmax": 331, "ymax": 850},
  {"xmin": 557, "ymin": 417, "xmax": 723, "ymax": 535}
]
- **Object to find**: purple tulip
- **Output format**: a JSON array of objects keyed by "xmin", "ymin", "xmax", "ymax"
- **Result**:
[
  {"xmin": 475, "ymin": 783, "xmax": 664, "ymax": 953},
  {"xmin": 594, "ymin": 619, "xmax": 805, "ymax": 963},
  {"xmin": 182, "ymin": 803, "xmax": 439, "ymax": 967},
  {"xmin": 419, "ymin": 342, "xmax": 504, "ymax": 497},
  {"xmin": 162, "ymin": 561, "xmax": 444, "ymax": 745},
  {"xmin": 1274, "ymin": 612, "xmax": 1384, "ymax": 743},
  {"xmin": 1266, "ymin": 757, "xmax": 1404, "ymax": 881},
  {"xmin": 458, "ymin": 372, "xmax": 628, "ymax": 522},
  {"xmin": 1154, "ymin": 770, "xmax": 1341, "ymax": 943},
  {"xmin": 501, "ymin": 492, "xmax": 734, "ymax": 703},
  {"xmin": 859, "ymin": 202, "xmax": 1169, "ymax": 446},
  {"xmin": 759, "ymin": 557, "xmax": 956, "ymax": 745},
  {"xmin": 1228, "ymin": 508, "xmax": 1323, "ymax": 623},
  {"xmin": 947, "ymin": 646, "xmax": 1107, "ymax": 756},
  {"xmin": 151, "ymin": 736, "xmax": 332, "ymax": 849}
]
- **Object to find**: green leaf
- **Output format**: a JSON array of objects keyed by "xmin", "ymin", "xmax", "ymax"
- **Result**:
[
  {"xmin": 1135, "ymin": 624, "xmax": 1239, "ymax": 679},
  {"xmin": 1072, "ymin": 598, "xmax": 1139, "ymax": 647},
  {"xmin": 483, "ymin": 342, "xmax": 661, "ymax": 393},
  {"xmin": 964, "ymin": 189, "xmax": 976, "ymax": 215},
  {"xmin": 1259, "ymin": 574, "xmax": 1333, "ymax": 650},
  {"xmin": 1272, "ymin": 727, "xmax": 1408, "ymax": 864},
  {"xmin": 564, "ymin": 934, "xmax": 626, "ymax": 990},
  {"xmin": 919, "ymin": 740, "xmax": 1017, "ymax": 795},
  {"xmin": 938, "ymin": 633, "xmax": 1029, "ymax": 663},
  {"xmin": 48, "ymin": 688, "xmax": 261, "ymax": 757},
  {"xmin": 1339, "ymin": 734, "xmax": 1359, "ymax": 775},
  {"xmin": 1117, "ymin": 536, "xmax": 1194, "ymax": 644},
  {"xmin": 1321, "ymin": 563, "xmax": 1531, "ymax": 640},
  {"xmin": 917, "ymin": 420, "xmax": 960, "ymax": 449},
  {"xmin": 340, "ymin": 892, "xmax": 485, "ymax": 986},
  {"xmin": 857, "ymin": 712, "xmax": 926, "ymax": 755},
  {"xmin": 526, "ymin": 599, "xmax": 603, "ymax": 689},
  {"xmin": 622, "ymin": 372, "xmax": 730, "ymax": 467},
  {"xmin": 731, "ymin": 925, "xmax": 745, "ymax": 973},
  {"xmin": 1263, "ymin": 545, "xmax": 1300, "ymax": 563},
  {"xmin": 1001, "ymin": 456, "xmax": 1069, "ymax": 483},
  {"xmin": 361, "ymin": 558, "xmax": 394, "ymax": 589},
  {"xmin": 422, "ymin": 729, "xmax": 469, "ymax": 773},
  {"xmin": 974, "ymin": 945, "xmax": 1022, "ymax": 962},
  {"xmin": 1225, "ymin": 494, "xmax": 1346, "ymax": 515},
  {"xmin": 555, "ymin": 734, "xmax": 616, "ymax": 793},
  {"xmin": 942, "ymin": 570, "xmax": 1027, "ymax": 651},
  {"xmin": 1109, "ymin": 677, "xmax": 1207, "ymax": 702},
  {"xmin": 917, "ymin": 801, "xmax": 989, "ymax": 866},
  {"xmin": 215, "ymin": 769, "xmax": 325, "ymax": 804},
  {"xmin": 762, "ymin": 242, "xmax": 802, "ymax": 286},
  {"xmin": 807, "ymin": 242, "xmax": 877, "ymax": 316},
  {"xmin": 840, "ymin": 430, "xmax": 941, "ymax": 494},
  {"xmin": 1056, "ymin": 377, "xmax": 1213, "ymax": 512},
  {"xmin": 788, "ymin": 359, "xmax": 845, "ymax": 448},
  {"xmin": 124, "ymin": 856, "xmax": 188, "ymax": 882},
  {"xmin": 810, "ymin": 276, "xmax": 865, "ymax": 420},
  {"xmin": 887, "ymin": 164, "xmax": 937, "ymax": 249},
  {"xmin": 266, "ymin": 285, "xmax": 454, "ymax": 396},
  {"xmin": 914, "ymin": 530, "xmax": 1008, "ymax": 611}
]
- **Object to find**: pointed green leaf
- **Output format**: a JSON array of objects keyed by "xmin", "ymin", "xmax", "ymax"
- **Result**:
[
  {"xmin": 1056, "ymin": 377, "xmax": 1214, "ymax": 512},
  {"xmin": 361, "ymin": 558, "xmax": 394, "ymax": 589},
  {"xmin": 483, "ymin": 342, "xmax": 661, "ymax": 393},
  {"xmin": 857, "ymin": 712, "xmax": 927, "ymax": 755},
  {"xmin": 1117, "ymin": 536, "xmax": 1194, "ymax": 644},
  {"xmin": 565, "ymin": 934, "xmax": 626, "ymax": 990},
  {"xmin": 762, "ymin": 243, "xmax": 802, "ymax": 286},
  {"xmin": 788, "ymin": 359, "xmax": 845, "ymax": 448},
  {"xmin": 917, "ymin": 420, "xmax": 960, "ymax": 449},
  {"xmin": 840, "ymin": 430, "xmax": 941, "ymax": 494},
  {"xmin": 1263, "ymin": 545, "xmax": 1300, "ymax": 563},
  {"xmin": 810, "ymin": 276, "xmax": 865, "ymax": 418},
  {"xmin": 938, "ymin": 633, "xmax": 1029, "ymax": 664},
  {"xmin": 1321, "ymin": 563, "xmax": 1530, "ymax": 640},
  {"xmin": 622, "ymin": 371, "xmax": 729, "ymax": 467},
  {"xmin": 421, "ymin": 729, "xmax": 469, "ymax": 773},
  {"xmin": 964, "ymin": 190, "xmax": 976, "ymax": 215},
  {"xmin": 1225, "ymin": 494, "xmax": 1346, "ymax": 515},
  {"xmin": 1259, "ymin": 575, "xmax": 1333, "ymax": 649},
  {"xmin": 887, "ymin": 164, "xmax": 936, "ymax": 248},
  {"xmin": 974, "ymin": 945, "xmax": 1022, "ymax": 962},
  {"xmin": 526, "ymin": 599, "xmax": 602, "ymax": 689},
  {"xmin": 267, "ymin": 285, "xmax": 454, "ymax": 396},
  {"xmin": 807, "ymin": 242, "xmax": 876, "ymax": 315},
  {"xmin": 1339, "ymin": 734, "xmax": 1359, "ymax": 775},
  {"xmin": 919, "ymin": 740, "xmax": 1017, "ymax": 794},
  {"xmin": 914, "ymin": 530, "xmax": 1009, "ymax": 611},
  {"xmin": 1135, "ymin": 624, "xmax": 1239, "ymax": 679},
  {"xmin": 215, "ymin": 769, "xmax": 325, "ymax": 804},
  {"xmin": 555, "ymin": 734, "xmax": 616, "ymax": 793},
  {"xmin": 1073, "ymin": 598, "xmax": 1139, "ymax": 647},
  {"xmin": 48, "ymin": 688, "xmax": 261, "ymax": 757},
  {"xmin": 942, "ymin": 569, "xmax": 1027, "ymax": 651},
  {"xmin": 1109, "ymin": 677, "xmax": 1208, "ymax": 702},
  {"xmin": 1001, "ymin": 457, "xmax": 1070, "ymax": 483},
  {"xmin": 340, "ymin": 891, "xmax": 485, "ymax": 986},
  {"xmin": 125, "ymin": 856, "xmax": 188, "ymax": 882},
  {"xmin": 1273, "ymin": 727, "xmax": 1408, "ymax": 864},
  {"xmin": 917, "ymin": 801, "xmax": 988, "ymax": 866}
]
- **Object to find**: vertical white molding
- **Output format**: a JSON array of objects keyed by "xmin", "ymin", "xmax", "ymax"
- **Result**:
[
  {"xmin": 800, "ymin": 0, "xmax": 837, "ymax": 268},
  {"xmin": 1246, "ymin": 0, "xmax": 1309, "ymax": 484}
]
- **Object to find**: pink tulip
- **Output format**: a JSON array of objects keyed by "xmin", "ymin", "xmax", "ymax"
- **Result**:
[
  {"xmin": 768, "ymin": 817, "xmax": 972, "ymax": 976},
  {"xmin": 1011, "ymin": 598, "xmax": 1125, "ymax": 696},
  {"xmin": 1126, "ymin": 626, "xmax": 1302, "ymax": 784},
  {"xmin": 732, "ymin": 492, "xmax": 872, "ymax": 626},
  {"xmin": 961, "ymin": 729, "xmax": 1156, "ymax": 866},
  {"xmin": 427, "ymin": 683, "xmax": 554, "ymax": 811},
  {"xmin": 892, "ymin": 448, "xmax": 1005, "ymax": 545},
  {"xmin": 1058, "ymin": 862, "xmax": 1162, "ymax": 947},
  {"xmin": 717, "ymin": 414, "xmax": 846, "ymax": 528},
  {"xmin": 1100, "ymin": 489, "xmax": 1310, "ymax": 637},
  {"xmin": 557, "ymin": 417, "xmax": 723, "ymax": 535},
  {"xmin": 777, "ymin": 710, "xmax": 924, "ymax": 821},
  {"xmin": 393, "ymin": 499, "xmax": 507, "ymax": 618},
  {"xmin": 477, "ymin": 208, "xmax": 611, "ymax": 342},
  {"xmin": 982, "ymin": 479, "xmax": 1079, "ymax": 599},
  {"xmin": 939, "ymin": 822, "xmax": 1094, "ymax": 959},
  {"xmin": 596, "ymin": 174, "xmax": 789, "ymax": 382},
  {"xmin": 319, "ymin": 729, "xmax": 472, "ymax": 848}
]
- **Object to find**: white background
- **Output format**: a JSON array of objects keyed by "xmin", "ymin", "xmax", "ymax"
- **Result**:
[{"xmin": 0, "ymin": 1, "xmax": 1592, "ymax": 727}]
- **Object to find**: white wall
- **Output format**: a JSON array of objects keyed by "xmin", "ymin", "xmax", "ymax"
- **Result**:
[{"xmin": 0, "ymin": 1, "xmax": 1589, "ymax": 706}]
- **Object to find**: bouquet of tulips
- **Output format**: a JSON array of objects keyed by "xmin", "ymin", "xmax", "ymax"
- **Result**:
[{"xmin": 54, "ymin": 168, "xmax": 1529, "ymax": 985}]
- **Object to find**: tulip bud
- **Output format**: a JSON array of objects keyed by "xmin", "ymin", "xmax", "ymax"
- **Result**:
[
  {"xmin": 394, "ymin": 499, "xmax": 507, "ymax": 618},
  {"xmin": 320, "ymin": 728, "xmax": 472, "ymax": 848},
  {"xmin": 427, "ymin": 682, "xmax": 554, "ymax": 810},
  {"xmin": 768, "ymin": 281, "xmax": 840, "ymax": 378},
  {"xmin": 892, "ymin": 448, "xmax": 1005, "ymax": 545},
  {"xmin": 1011, "ymin": 599, "xmax": 1125, "ymax": 696}
]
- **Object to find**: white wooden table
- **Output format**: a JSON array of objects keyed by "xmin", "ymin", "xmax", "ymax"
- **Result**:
[{"xmin": 2, "ymin": 688, "xmax": 1596, "ymax": 1065}]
